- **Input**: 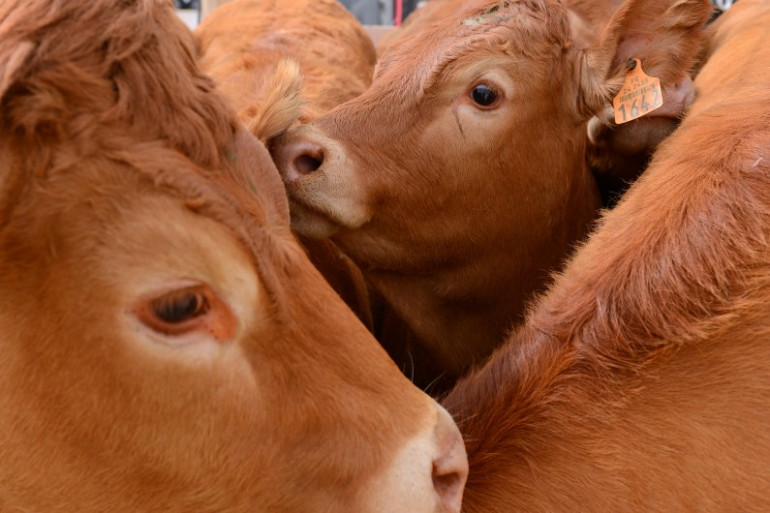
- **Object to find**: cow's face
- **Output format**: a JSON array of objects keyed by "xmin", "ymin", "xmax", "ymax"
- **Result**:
[
  {"xmin": 0, "ymin": 1, "xmax": 467, "ymax": 511},
  {"xmin": 273, "ymin": 0, "xmax": 597, "ymax": 271},
  {"xmin": 273, "ymin": 0, "xmax": 709, "ymax": 272},
  {"xmin": 0, "ymin": 128, "xmax": 467, "ymax": 513}
]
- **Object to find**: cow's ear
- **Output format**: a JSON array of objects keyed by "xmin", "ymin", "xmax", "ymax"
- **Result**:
[
  {"xmin": 241, "ymin": 59, "xmax": 305, "ymax": 144},
  {"xmin": 577, "ymin": 0, "xmax": 711, "ymax": 116},
  {"xmin": 0, "ymin": 41, "xmax": 34, "ymax": 104}
]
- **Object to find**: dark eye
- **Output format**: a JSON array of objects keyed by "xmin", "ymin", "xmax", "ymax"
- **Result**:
[
  {"xmin": 151, "ymin": 290, "xmax": 209, "ymax": 325},
  {"xmin": 470, "ymin": 84, "xmax": 499, "ymax": 108},
  {"xmin": 132, "ymin": 284, "xmax": 237, "ymax": 342}
]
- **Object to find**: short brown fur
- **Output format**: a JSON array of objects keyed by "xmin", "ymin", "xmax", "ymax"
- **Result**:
[{"xmin": 195, "ymin": 0, "xmax": 377, "ymax": 138}]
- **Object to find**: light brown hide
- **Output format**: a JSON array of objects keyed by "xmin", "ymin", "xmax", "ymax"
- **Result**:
[
  {"xmin": 196, "ymin": 0, "xmax": 377, "ymax": 135},
  {"xmin": 0, "ymin": 1, "xmax": 466, "ymax": 511}
]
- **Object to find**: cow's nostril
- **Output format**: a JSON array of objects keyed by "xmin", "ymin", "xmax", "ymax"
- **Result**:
[
  {"xmin": 294, "ymin": 152, "xmax": 323, "ymax": 175},
  {"xmin": 432, "ymin": 464, "xmax": 465, "ymax": 512}
]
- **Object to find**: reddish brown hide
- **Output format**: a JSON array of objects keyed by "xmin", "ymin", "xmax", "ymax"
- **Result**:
[
  {"xmin": 0, "ymin": 1, "xmax": 467, "ymax": 511},
  {"xmin": 273, "ymin": 0, "xmax": 710, "ymax": 390},
  {"xmin": 378, "ymin": 0, "xmax": 623, "ymax": 54},
  {"xmin": 444, "ymin": 1, "xmax": 770, "ymax": 510},
  {"xmin": 381, "ymin": 0, "xmax": 703, "ymax": 202}
]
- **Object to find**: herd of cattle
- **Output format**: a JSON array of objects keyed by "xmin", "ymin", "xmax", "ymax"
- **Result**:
[{"xmin": 0, "ymin": 0, "xmax": 767, "ymax": 511}]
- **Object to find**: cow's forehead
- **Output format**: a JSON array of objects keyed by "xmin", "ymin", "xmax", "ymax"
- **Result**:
[
  {"xmin": 107, "ymin": 134, "xmax": 288, "ymax": 272},
  {"xmin": 376, "ymin": 0, "xmax": 569, "ymax": 85},
  {"xmin": 0, "ymin": 0, "xmax": 291, "ymax": 273},
  {"xmin": 0, "ymin": 0, "xmax": 237, "ymax": 173}
]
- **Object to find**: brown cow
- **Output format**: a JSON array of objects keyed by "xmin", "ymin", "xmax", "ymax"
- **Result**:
[
  {"xmin": 0, "ymin": 1, "xmax": 467, "ymax": 511},
  {"xmin": 273, "ymin": 0, "xmax": 710, "ymax": 389},
  {"xmin": 380, "ymin": 0, "xmax": 702, "ymax": 203},
  {"xmin": 195, "ymin": 0, "xmax": 379, "ymax": 329},
  {"xmin": 195, "ymin": 0, "xmax": 377, "ymax": 141},
  {"xmin": 444, "ymin": 0, "xmax": 770, "ymax": 510}
]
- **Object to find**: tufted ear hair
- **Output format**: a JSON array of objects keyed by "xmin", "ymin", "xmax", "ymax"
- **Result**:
[
  {"xmin": 240, "ymin": 58, "xmax": 306, "ymax": 144},
  {"xmin": 0, "ymin": 41, "xmax": 34, "ymax": 108},
  {"xmin": 577, "ymin": 0, "xmax": 712, "ymax": 117}
]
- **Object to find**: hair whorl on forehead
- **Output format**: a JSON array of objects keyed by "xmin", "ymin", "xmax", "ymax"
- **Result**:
[
  {"xmin": 455, "ymin": 0, "xmax": 571, "ymax": 54},
  {"xmin": 0, "ymin": 0, "xmax": 237, "ymax": 170},
  {"xmin": 377, "ymin": 0, "xmax": 571, "ymax": 93}
]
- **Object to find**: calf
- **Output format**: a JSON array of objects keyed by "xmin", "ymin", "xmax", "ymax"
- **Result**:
[
  {"xmin": 444, "ymin": 0, "xmax": 770, "ymax": 510},
  {"xmin": 0, "ymin": 1, "xmax": 466, "ymax": 511},
  {"xmin": 273, "ymin": 0, "xmax": 710, "ymax": 388},
  {"xmin": 380, "ymin": 0, "xmax": 701, "ymax": 202}
]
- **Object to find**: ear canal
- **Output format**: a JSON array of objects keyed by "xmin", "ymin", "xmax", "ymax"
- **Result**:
[
  {"xmin": 0, "ymin": 41, "xmax": 35, "ymax": 102},
  {"xmin": 577, "ymin": 0, "xmax": 712, "ymax": 117}
]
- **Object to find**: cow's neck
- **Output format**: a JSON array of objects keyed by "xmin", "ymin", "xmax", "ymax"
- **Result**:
[
  {"xmin": 366, "ymin": 264, "xmax": 530, "ymax": 383},
  {"xmin": 442, "ymin": 223, "xmax": 770, "ymax": 510},
  {"xmin": 362, "ymin": 146, "xmax": 599, "ymax": 384}
]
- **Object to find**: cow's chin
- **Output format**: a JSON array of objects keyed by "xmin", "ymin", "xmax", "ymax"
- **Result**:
[{"xmin": 289, "ymin": 197, "xmax": 341, "ymax": 239}]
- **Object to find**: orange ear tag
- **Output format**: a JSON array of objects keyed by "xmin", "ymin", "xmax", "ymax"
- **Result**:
[{"xmin": 612, "ymin": 58, "xmax": 663, "ymax": 124}]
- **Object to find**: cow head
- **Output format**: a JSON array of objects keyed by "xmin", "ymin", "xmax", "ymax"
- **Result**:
[
  {"xmin": 272, "ymin": 0, "xmax": 710, "ymax": 376},
  {"xmin": 0, "ymin": 1, "xmax": 466, "ymax": 511}
]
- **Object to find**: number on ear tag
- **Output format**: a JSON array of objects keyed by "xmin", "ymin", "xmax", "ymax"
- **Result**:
[{"xmin": 612, "ymin": 59, "xmax": 663, "ymax": 124}]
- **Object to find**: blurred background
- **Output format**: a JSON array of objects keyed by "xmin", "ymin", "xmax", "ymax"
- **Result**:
[
  {"xmin": 175, "ymin": 0, "xmax": 734, "ymax": 31},
  {"xmin": 173, "ymin": 0, "xmax": 423, "ymax": 29}
]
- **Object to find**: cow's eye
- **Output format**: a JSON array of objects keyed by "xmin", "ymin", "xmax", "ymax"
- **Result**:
[
  {"xmin": 152, "ymin": 290, "xmax": 209, "ymax": 324},
  {"xmin": 470, "ymin": 84, "xmax": 499, "ymax": 108},
  {"xmin": 131, "ymin": 284, "xmax": 237, "ymax": 343},
  {"xmin": 133, "ymin": 287, "xmax": 214, "ymax": 336}
]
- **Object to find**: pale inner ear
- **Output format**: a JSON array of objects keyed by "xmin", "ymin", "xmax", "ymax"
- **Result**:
[
  {"xmin": 0, "ymin": 41, "xmax": 34, "ymax": 100},
  {"xmin": 577, "ymin": 0, "xmax": 711, "ymax": 117}
]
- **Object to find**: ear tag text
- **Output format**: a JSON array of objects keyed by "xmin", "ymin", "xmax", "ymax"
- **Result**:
[{"xmin": 613, "ymin": 58, "xmax": 663, "ymax": 124}]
